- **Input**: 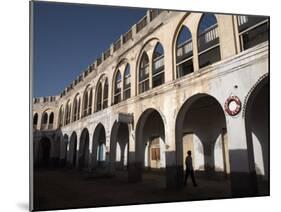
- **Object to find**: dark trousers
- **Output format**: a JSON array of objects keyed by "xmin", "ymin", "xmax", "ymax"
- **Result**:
[{"xmin": 184, "ymin": 169, "xmax": 197, "ymax": 186}]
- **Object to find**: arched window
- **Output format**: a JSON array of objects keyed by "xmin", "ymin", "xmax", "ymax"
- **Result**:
[
  {"xmin": 41, "ymin": 112, "xmax": 48, "ymax": 130},
  {"xmin": 88, "ymin": 88, "xmax": 93, "ymax": 115},
  {"xmin": 73, "ymin": 95, "xmax": 77, "ymax": 121},
  {"xmin": 96, "ymin": 76, "xmax": 108, "ymax": 112},
  {"xmin": 96, "ymin": 82, "xmax": 102, "ymax": 112},
  {"xmin": 64, "ymin": 104, "xmax": 68, "ymax": 125},
  {"xmin": 58, "ymin": 106, "xmax": 64, "ymax": 127},
  {"xmin": 139, "ymin": 52, "xmax": 149, "ymax": 94},
  {"xmin": 152, "ymin": 42, "xmax": 165, "ymax": 88},
  {"xmin": 82, "ymin": 87, "xmax": 93, "ymax": 117},
  {"xmin": 114, "ymin": 70, "xmax": 122, "ymax": 104},
  {"xmin": 33, "ymin": 113, "xmax": 38, "ymax": 128},
  {"xmin": 176, "ymin": 26, "xmax": 194, "ymax": 78},
  {"xmin": 197, "ymin": 13, "xmax": 221, "ymax": 68},
  {"xmin": 237, "ymin": 15, "xmax": 269, "ymax": 51},
  {"xmin": 73, "ymin": 94, "xmax": 80, "ymax": 121},
  {"xmin": 103, "ymin": 78, "xmax": 108, "ymax": 109},
  {"xmin": 68, "ymin": 102, "xmax": 72, "ymax": 124},
  {"xmin": 65, "ymin": 101, "xmax": 71, "ymax": 125},
  {"xmin": 77, "ymin": 97, "xmax": 81, "ymax": 119},
  {"xmin": 48, "ymin": 112, "xmax": 54, "ymax": 129},
  {"xmin": 123, "ymin": 64, "xmax": 131, "ymax": 100},
  {"xmin": 82, "ymin": 90, "xmax": 88, "ymax": 117}
]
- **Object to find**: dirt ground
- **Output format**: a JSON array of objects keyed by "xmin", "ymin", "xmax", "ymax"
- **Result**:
[{"xmin": 33, "ymin": 167, "xmax": 235, "ymax": 211}]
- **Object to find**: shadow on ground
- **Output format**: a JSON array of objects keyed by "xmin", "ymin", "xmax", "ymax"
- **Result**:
[{"xmin": 33, "ymin": 167, "xmax": 233, "ymax": 211}]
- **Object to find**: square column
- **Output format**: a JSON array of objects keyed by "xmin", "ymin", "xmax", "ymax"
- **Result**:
[
  {"xmin": 127, "ymin": 123, "xmax": 142, "ymax": 183},
  {"xmin": 165, "ymin": 124, "xmax": 182, "ymax": 190},
  {"xmin": 226, "ymin": 115, "xmax": 257, "ymax": 196}
]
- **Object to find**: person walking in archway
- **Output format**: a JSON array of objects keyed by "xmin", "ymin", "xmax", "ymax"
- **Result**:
[{"xmin": 184, "ymin": 150, "xmax": 198, "ymax": 187}]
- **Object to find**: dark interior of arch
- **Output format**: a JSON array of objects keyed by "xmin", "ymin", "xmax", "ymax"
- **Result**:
[
  {"xmin": 136, "ymin": 110, "xmax": 165, "ymax": 170},
  {"xmin": 245, "ymin": 80, "xmax": 269, "ymax": 194},
  {"xmin": 39, "ymin": 137, "xmax": 51, "ymax": 166},
  {"xmin": 49, "ymin": 113, "xmax": 54, "ymax": 124},
  {"xmin": 33, "ymin": 113, "xmax": 38, "ymax": 125},
  {"xmin": 69, "ymin": 133, "xmax": 78, "ymax": 167},
  {"xmin": 176, "ymin": 95, "xmax": 227, "ymax": 180},
  {"xmin": 79, "ymin": 129, "xmax": 90, "ymax": 168}
]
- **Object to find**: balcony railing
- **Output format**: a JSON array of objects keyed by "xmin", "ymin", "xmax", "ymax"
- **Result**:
[
  {"xmin": 139, "ymin": 79, "xmax": 149, "ymax": 94},
  {"xmin": 103, "ymin": 99, "xmax": 108, "ymax": 109},
  {"xmin": 123, "ymin": 88, "xmax": 131, "ymax": 100},
  {"xmin": 153, "ymin": 56, "xmax": 164, "ymax": 73},
  {"xmin": 139, "ymin": 66, "xmax": 149, "ymax": 81},
  {"xmin": 198, "ymin": 24, "xmax": 219, "ymax": 52},
  {"xmin": 238, "ymin": 15, "xmax": 248, "ymax": 26},
  {"xmin": 176, "ymin": 41, "xmax": 193, "ymax": 61},
  {"xmin": 238, "ymin": 15, "xmax": 268, "ymax": 33},
  {"xmin": 83, "ymin": 108, "xmax": 88, "ymax": 117}
]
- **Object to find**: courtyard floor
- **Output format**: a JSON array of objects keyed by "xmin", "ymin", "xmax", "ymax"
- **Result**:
[{"xmin": 33, "ymin": 167, "xmax": 232, "ymax": 211}]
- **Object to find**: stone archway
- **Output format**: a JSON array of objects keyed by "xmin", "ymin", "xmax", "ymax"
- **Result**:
[
  {"xmin": 79, "ymin": 128, "xmax": 90, "ymax": 170},
  {"xmin": 60, "ymin": 134, "xmax": 68, "ymax": 167},
  {"xmin": 175, "ymin": 94, "xmax": 229, "ymax": 186},
  {"xmin": 135, "ymin": 108, "xmax": 166, "ymax": 187},
  {"xmin": 245, "ymin": 76, "xmax": 269, "ymax": 195},
  {"xmin": 69, "ymin": 132, "xmax": 78, "ymax": 168},
  {"xmin": 110, "ymin": 121, "xmax": 129, "ymax": 173},
  {"xmin": 92, "ymin": 123, "xmax": 107, "ymax": 169}
]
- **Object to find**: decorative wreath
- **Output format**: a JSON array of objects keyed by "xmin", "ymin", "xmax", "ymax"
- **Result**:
[{"xmin": 224, "ymin": 95, "xmax": 241, "ymax": 116}]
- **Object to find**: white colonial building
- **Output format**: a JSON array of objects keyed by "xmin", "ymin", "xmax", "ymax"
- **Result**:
[{"xmin": 32, "ymin": 10, "xmax": 269, "ymax": 197}]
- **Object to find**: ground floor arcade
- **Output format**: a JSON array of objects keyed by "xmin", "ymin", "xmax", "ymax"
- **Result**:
[{"xmin": 33, "ymin": 75, "xmax": 269, "ymax": 198}]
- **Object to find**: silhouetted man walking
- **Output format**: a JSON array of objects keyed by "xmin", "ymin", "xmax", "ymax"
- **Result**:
[{"xmin": 184, "ymin": 150, "xmax": 197, "ymax": 186}]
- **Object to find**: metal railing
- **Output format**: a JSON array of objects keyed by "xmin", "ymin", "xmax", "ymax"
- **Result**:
[
  {"xmin": 153, "ymin": 56, "xmax": 164, "ymax": 72},
  {"xmin": 177, "ymin": 41, "xmax": 193, "ymax": 59},
  {"xmin": 198, "ymin": 25, "xmax": 219, "ymax": 52}
]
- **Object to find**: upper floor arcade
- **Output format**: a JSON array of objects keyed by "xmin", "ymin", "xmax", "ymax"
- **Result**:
[{"xmin": 33, "ymin": 10, "xmax": 269, "ymax": 131}]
